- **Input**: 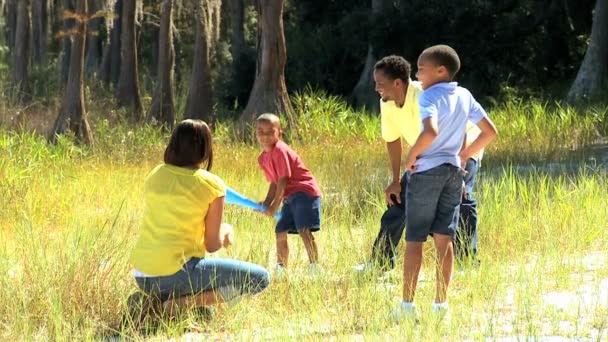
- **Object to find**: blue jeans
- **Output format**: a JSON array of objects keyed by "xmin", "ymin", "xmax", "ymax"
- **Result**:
[
  {"xmin": 405, "ymin": 164, "xmax": 463, "ymax": 242},
  {"xmin": 135, "ymin": 258, "xmax": 270, "ymax": 302},
  {"xmin": 455, "ymin": 158, "xmax": 479, "ymax": 258},
  {"xmin": 370, "ymin": 172, "xmax": 408, "ymax": 270}
]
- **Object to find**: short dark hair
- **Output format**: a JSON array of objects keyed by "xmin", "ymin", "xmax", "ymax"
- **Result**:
[
  {"xmin": 256, "ymin": 113, "xmax": 281, "ymax": 130},
  {"xmin": 420, "ymin": 45, "xmax": 461, "ymax": 78},
  {"xmin": 374, "ymin": 55, "xmax": 411, "ymax": 82},
  {"xmin": 164, "ymin": 119, "xmax": 214, "ymax": 170}
]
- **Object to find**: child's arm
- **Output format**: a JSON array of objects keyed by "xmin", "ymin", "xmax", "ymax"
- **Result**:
[
  {"xmin": 405, "ymin": 117, "xmax": 438, "ymax": 172},
  {"xmin": 265, "ymin": 177, "xmax": 288, "ymax": 216},
  {"xmin": 460, "ymin": 117, "xmax": 497, "ymax": 161},
  {"xmin": 262, "ymin": 183, "xmax": 277, "ymax": 208},
  {"xmin": 459, "ymin": 131, "xmax": 468, "ymax": 167}
]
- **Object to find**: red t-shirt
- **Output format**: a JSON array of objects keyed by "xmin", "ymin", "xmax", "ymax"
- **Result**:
[{"xmin": 258, "ymin": 140, "xmax": 321, "ymax": 199}]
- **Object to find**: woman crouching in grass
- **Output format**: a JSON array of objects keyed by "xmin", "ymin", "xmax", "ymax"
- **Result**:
[{"xmin": 128, "ymin": 119, "xmax": 270, "ymax": 323}]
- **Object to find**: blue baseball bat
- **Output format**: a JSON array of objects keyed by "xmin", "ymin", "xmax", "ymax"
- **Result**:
[{"xmin": 225, "ymin": 186, "xmax": 281, "ymax": 220}]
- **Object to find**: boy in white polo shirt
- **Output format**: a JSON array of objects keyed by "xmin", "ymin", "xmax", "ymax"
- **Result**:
[{"xmin": 394, "ymin": 45, "xmax": 498, "ymax": 320}]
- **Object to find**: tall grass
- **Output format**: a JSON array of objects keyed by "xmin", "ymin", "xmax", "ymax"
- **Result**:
[{"xmin": 0, "ymin": 94, "xmax": 607, "ymax": 340}]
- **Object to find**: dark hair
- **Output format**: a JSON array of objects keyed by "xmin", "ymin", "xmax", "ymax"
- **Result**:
[
  {"xmin": 256, "ymin": 113, "xmax": 281, "ymax": 129},
  {"xmin": 420, "ymin": 45, "xmax": 461, "ymax": 78},
  {"xmin": 374, "ymin": 55, "xmax": 411, "ymax": 82},
  {"xmin": 164, "ymin": 119, "xmax": 213, "ymax": 170}
]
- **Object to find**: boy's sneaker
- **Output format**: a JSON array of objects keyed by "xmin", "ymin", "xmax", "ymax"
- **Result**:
[
  {"xmin": 353, "ymin": 261, "xmax": 392, "ymax": 274},
  {"xmin": 274, "ymin": 264, "xmax": 286, "ymax": 278},
  {"xmin": 307, "ymin": 263, "xmax": 323, "ymax": 275},
  {"xmin": 432, "ymin": 302, "xmax": 450, "ymax": 322},
  {"xmin": 390, "ymin": 301, "xmax": 417, "ymax": 323},
  {"xmin": 353, "ymin": 262, "xmax": 373, "ymax": 273}
]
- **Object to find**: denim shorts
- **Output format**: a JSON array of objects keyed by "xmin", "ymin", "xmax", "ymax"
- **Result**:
[
  {"xmin": 276, "ymin": 192, "xmax": 321, "ymax": 234},
  {"xmin": 405, "ymin": 164, "xmax": 464, "ymax": 242}
]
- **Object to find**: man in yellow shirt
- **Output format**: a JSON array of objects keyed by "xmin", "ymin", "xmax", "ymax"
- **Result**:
[{"xmin": 354, "ymin": 56, "xmax": 482, "ymax": 272}]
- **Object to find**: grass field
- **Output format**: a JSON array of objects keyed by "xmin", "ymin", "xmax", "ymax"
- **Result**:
[{"xmin": 0, "ymin": 95, "xmax": 607, "ymax": 340}]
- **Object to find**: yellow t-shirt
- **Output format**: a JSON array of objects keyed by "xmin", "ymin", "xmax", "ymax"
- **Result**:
[
  {"xmin": 130, "ymin": 164, "xmax": 226, "ymax": 276},
  {"xmin": 381, "ymin": 80, "xmax": 483, "ymax": 161},
  {"xmin": 465, "ymin": 122, "xmax": 484, "ymax": 161},
  {"xmin": 380, "ymin": 81, "xmax": 424, "ymax": 146}
]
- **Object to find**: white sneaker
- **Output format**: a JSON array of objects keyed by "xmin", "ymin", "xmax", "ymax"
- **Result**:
[
  {"xmin": 307, "ymin": 263, "xmax": 323, "ymax": 275},
  {"xmin": 432, "ymin": 302, "xmax": 450, "ymax": 322},
  {"xmin": 390, "ymin": 301, "xmax": 417, "ymax": 323},
  {"xmin": 352, "ymin": 262, "xmax": 372, "ymax": 272},
  {"xmin": 274, "ymin": 264, "xmax": 286, "ymax": 278}
]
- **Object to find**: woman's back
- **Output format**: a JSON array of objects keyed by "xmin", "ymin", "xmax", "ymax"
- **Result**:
[{"xmin": 130, "ymin": 164, "xmax": 225, "ymax": 276}]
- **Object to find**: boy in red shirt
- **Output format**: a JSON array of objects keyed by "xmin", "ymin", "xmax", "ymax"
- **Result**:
[{"xmin": 256, "ymin": 113, "xmax": 322, "ymax": 275}]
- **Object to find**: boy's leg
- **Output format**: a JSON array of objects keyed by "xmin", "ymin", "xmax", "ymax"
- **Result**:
[
  {"xmin": 299, "ymin": 228, "xmax": 319, "ymax": 264},
  {"xmin": 275, "ymin": 199, "xmax": 295, "ymax": 268},
  {"xmin": 429, "ymin": 165, "xmax": 463, "ymax": 303},
  {"xmin": 291, "ymin": 193, "xmax": 321, "ymax": 265},
  {"xmin": 402, "ymin": 241, "xmax": 424, "ymax": 301},
  {"xmin": 433, "ymin": 233, "xmax": 454, "ymax": 303},
  {"xmin": 276, "ymin": 232, "xmax": 289, "ymax": 267},
  {"xmin": 370, "ymin": 172, "xmax": 408, "ymax": 270},
  {"xmin": 403, "ymin": 168, "xmax": 446, "ymax": 302}
]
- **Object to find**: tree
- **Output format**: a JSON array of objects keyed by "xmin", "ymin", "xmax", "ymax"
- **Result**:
[
  {"xmin": 115, "ymin": 0, "xmax": 143, "ymax": 120},
  {"xmin": 31, "ymin": 0, "xmax": 48, "ymax": 64},
  {"xmin": 99, "ymin": 0, "xmax": 122, "ymax": 86},
  {"xmin": 568, "ymin": 0, "xmax": 608, "ymax": 102},
  {"xmin": 6, "ymin": 0, "xmax": 17, "ymax": 51},
  {"xmin": 12, "ymin": 0, "xmax": 31, "ymax": 101},
  {"xmin": 60, "ymin": 0, "xmax": 75, "ymax": 84},
  {"xmin": 241, "ymin": 0, "xmax": 292, "ymax": 121},
  {"xmin": 50, "ymin": 0, "xmax": 93, "ymax": 144},
  {"xmin": 184, "ymin": 0, "xmax": 221, "ymax": 123},
  {"xmin": 84, "ymin": 0, "xmax": 103, "ymax": 74},
  {"xmin": 147, "ymin": 0, "xmax": 175, "ymax": 128},
  {"xmin": 349, "ymin": 0, "xmax": 389, "ymax": 113},
  {"xmin": 226, "ymin": 0, "xmax": 254, "ymax": 107},
  {"xmin": 229, "ymin": 0, "xmax": 245, "ymax": 73}
]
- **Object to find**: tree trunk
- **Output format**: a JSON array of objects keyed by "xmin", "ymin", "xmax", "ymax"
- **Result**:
[
  {"xmin": 568, "ymin": 0, "xmax": 608, "ymax": 102},
  {"xmin": 50, "ymin": 0, "xmax": 93, "ymax": 144},
  {"xmin": 6, "ymin": 0, "xmax": 17, "ymax": 51},
  {"xmin": 185, "ymin": 0, "xmax": 221, "ymax": 123},
  {"xmin": 99, "ymin": 0, "xmax": 122, "ymax": 86},
  {"xmin": 349, "ymin": 0, "xmax": 390, "ymax": 114},
  {"xmin": 240, "ymin": 0, "xmax": 292, "ymax": 121},
  {"xmin": 147, "ymin": 0, "xmax": 175, "ymax": 128},
  {"xmin": 115, "ymin": 0, "xmax": 143, "ymax": 120},
  {"xmin": 229, "ymin": 0, "xmax": 245, "ymax": 67},
  {"xmin": 31, "ymin": 0, "xmax": 48, "ymax": 64},
  {"xmin": 60, "ymin": 0, "xmax": 75, "ymax": 84},
  {"xmin": 84, "ymin": 0, "xmax": 102, "ymax": 74},
  {"xmin": 12, "ymin": 0, "xmax": 31, "ymax": 100}
]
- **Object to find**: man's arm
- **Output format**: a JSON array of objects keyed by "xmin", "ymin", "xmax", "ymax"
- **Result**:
[{"xmin": 385, "ymin": 139, "xmax": 402, "ymax": 205}]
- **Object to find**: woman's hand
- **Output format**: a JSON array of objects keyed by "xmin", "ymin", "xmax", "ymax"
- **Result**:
[{"xmin": 220, "ymin": 223, "xmax": 235, "ymax": 248}]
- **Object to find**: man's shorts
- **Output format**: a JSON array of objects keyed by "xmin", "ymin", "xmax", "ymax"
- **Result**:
[
  {"xmin": 276, "ymin": 192, "xmax": 321, "ymax": 234},
  {"xmin": 405, "ymin": 164, "xmax": 463, "ymax": 242}
]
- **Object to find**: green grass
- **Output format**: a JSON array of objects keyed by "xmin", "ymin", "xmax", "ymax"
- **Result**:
[{"xmin": 1, "ymin": 94, "xmax": 607, "ymax": 340}]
